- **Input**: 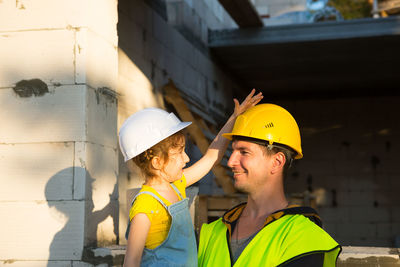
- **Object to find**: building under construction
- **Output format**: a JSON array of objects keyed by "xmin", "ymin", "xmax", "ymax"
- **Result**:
[{"xmin": 1, "ymin": 0, "xmax": 400, "ymax": 266}]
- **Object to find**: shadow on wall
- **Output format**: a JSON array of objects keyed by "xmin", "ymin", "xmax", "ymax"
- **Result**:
[{"xmin": 45, "ymin": 167, "xmax": 118, "ymax": 265}]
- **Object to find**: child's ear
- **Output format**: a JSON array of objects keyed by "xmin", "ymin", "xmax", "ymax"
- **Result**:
[{"xmin": 151, "ymin": 156, "xmax": 163, "ymax": 170}]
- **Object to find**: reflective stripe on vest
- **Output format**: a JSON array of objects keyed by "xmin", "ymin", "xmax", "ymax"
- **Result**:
[{"xmin": 198, "ymin": 214, "xmax": 341, "ymax": 267}]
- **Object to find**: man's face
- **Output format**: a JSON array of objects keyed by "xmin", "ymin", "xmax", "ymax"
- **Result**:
[{"xmin": 227, "ymin": 140, "xmax": 272, "ymax": 193}]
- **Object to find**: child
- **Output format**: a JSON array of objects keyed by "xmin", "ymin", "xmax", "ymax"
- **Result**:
[{"xmin": 119, "ymin": 90, "xmax": 263, "ymax": 267}]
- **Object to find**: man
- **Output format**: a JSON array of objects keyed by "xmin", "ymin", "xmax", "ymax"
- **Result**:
[{"xmin": 198, "ymin": 103, "xmax": 341, "ymax": 266}]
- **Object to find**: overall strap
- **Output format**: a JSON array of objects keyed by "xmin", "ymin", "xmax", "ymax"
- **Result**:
[
  {"xmin": 125, "ymin": 191, "xmax": 168, "ymax": 240},
  {"xmin": 170, "ymin": 183, "xmax": 183, "ymax": 200},
  {"xmin": 131, "ymin": 191, "xmax": 168, "ymax": 210}
]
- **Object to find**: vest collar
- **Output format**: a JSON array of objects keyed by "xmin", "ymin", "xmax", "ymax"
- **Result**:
[{"xmin": 221, "ymin": 203, "xmax": 322, "ymax": 241}]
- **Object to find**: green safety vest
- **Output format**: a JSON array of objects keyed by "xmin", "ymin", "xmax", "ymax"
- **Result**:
[{"xmin": 198, "ymin": 214, "xmax": 341, "ymax": 267}]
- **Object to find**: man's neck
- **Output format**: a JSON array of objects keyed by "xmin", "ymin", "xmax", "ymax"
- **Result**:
[{"xmin": 243, "ymin": 181, "xmax": 288, "ymax": 219}]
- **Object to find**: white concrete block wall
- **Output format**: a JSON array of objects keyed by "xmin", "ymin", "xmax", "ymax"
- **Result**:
[
  {"xmin": 278, "ymin": 96, "xmax": 400, "ymax": 247},
  {"xmin": 0, "ymin": 0, "xmax": 118, "ymax": 265}
]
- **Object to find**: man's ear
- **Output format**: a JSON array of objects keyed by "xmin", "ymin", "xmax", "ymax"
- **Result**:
[
  {"xmin": 271, "ymin": 152, "xmax": 286, "ymax": 174},
  {"xmin": 151, "ymin": 156, "xmax": 163, "ymax": 170}
]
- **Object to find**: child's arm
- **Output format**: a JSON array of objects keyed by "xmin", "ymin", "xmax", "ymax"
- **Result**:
[
  {"xmin": 184, "ymin": 89, "xmax": 263, "ymax": 187},
  {"xmin": 123, "ymin": 214, "xmax": 151, "ymax": 267}
]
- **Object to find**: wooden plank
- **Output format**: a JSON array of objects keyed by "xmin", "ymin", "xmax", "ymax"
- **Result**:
[
  {"xmin": 206, "ymin": 196, "xmax": 246, "ymax": 210},
  {"xmin": 195, "ymin": 195, "xmax": 208, "ymax": 234},
  {"xmin": 163, "ymin": 80, "xmax": 236, "ymax": 194},
  {"xmin": 207, "ymin": 210, "xmax": 225, "ymax": 217},
  {"xmin": 218, "ymin": 0, "xmax": 263, "ymax": 28}
]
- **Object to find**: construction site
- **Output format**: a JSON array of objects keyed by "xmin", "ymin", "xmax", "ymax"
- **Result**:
[{"xmin": 1, "ymin": 0, "xmax": 400, "ymax": 266}]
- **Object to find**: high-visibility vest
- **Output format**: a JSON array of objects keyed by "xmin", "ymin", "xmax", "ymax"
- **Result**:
[{"xmin": 198, "ymin": 214, "xmax": 341, "ymax": 267}]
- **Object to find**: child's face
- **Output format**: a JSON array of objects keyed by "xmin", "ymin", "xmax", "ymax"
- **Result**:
[{"xmin": 162, "ymin": 143, "xmax": 190, "ymax": 182}]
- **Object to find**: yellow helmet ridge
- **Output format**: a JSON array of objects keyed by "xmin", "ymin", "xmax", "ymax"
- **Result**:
[{"xmin": 223, "ymin": 103, "xmax": 303, "ymax": 159}]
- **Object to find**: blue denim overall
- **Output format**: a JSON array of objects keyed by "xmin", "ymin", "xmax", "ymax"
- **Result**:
[{"xmin": 126, "ymin": 184, "xmax": 197, "ymax": 267}]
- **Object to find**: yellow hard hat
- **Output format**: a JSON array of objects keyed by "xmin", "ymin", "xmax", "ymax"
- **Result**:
[{"xmin": 223, "ymin": 103, "xmax": 303, "ymax": 159}]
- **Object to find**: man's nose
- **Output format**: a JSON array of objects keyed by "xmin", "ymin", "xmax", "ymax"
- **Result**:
[{"xmin": 227, "ymin": 151, "xmax": 238, "ymax": 168}]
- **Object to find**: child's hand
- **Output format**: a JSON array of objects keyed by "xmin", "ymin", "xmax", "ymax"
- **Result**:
[{"xmin": 233, "ymin": 88, "xmax": 263, "ymax": 117}]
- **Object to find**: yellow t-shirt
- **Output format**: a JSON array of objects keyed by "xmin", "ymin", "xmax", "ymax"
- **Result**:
[{"xmin": 129, "ymin": 176, "xmax": 187, "ymax": 249}]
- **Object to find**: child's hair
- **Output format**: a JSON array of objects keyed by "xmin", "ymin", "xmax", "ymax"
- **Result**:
[{"xmin": 132, "ymin": 131, "xmax": 185, "ymax": 179}]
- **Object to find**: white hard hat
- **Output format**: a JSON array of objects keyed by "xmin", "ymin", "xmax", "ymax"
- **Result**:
[{"xmin": 119, "ymin": 108, "xmax": 191, "ymax": 162}]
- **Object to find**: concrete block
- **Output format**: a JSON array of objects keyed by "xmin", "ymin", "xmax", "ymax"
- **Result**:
[
  {"xmin": 85, "ymin": 142, "xmax": 118, "ymax": 208},
  {"xmin": 200, "ymin": 19, "xmax": 208, "ymax": 44},
  {"xmin": 0, "ymin": 261, "xmax": 70, "ymax": 267},
  {"xmin": 380, "ymin": 158, "xmax": 400, "ymax": 175},
  {"xmin": 193, "ymin": 0, "xmax": 206, "ymax": 21},
  {"xmin": 391, "ymin": 220, "xmax": 400, "ymax": 236},
  {"xmin": 374, "ymin": 189, "xmax": 397, "ymax": 206},
  {"xmin": 337, "ymin": 190, "xmax": 375, "ymax": 206},
  {"xmin": 80, "ymin": 0, "xmax": 118, "ymax": 46},
  {"xmin": 75, "ymin": 28, "xmax": 118, "ymax": 90},
  {"xmin": 118, "ymin": 159, "xmax": 143, "ymax": 245},
  {"xmin": 117, "ymin": 48, "xmax": 159, "ymax": 117},
  {"xmin": 392, "ymin": 206, "xmax": 400, "ymax": 222},
  {"xmin": 74, "ymin": 142, "xmax": 88, "ymax": 200},
  {"xmin": 200, "ymin": 55, "xmax": 216, "ymax": 79},
  {"xmin": 0, "ymin": 0, "xmax": 117, "ymax": 46},
  {"xmin": 181, "ymin": 41, "xmax": 196, "ymax": 69},
  {"xmin": 84, "ymin": 143, "xmax": 118, "ymax": 246},
  {"xmin": 345, "ymin": 176, "xmax": 378, "ymax": 192},
  {"xmin": 118, "ymin": 15, "xmax": 145, "ymax": 57},
  {"xmin": 0, "ymin": 30, "xmax": 75, "ymax": 87},
  {"xmin": 86, "ymin": 87, "xmax": 117, "ymax": 148},
  {"xmin": 72, "ymin": 262, "xmax": 94, "ymax": 267},
  {"xmin": 144, "ymin": 35, "xmax": 167, "ymax": 72},
  {"xmin": 292, "ymin": 159, "xmax": 334, "ymax": 178},
  {"xmin": 333, "ymin": 158, "xmax": 373, "ymax": 176},
  {"xmin": 168, "ymin": 27, "xmax": 189, "ymax": 59},
  {"xmin": 122, "ymin": 0, "xmax": 153, "ymax": 35},
  {"xmin": 338, "ymin": 246, "xmax": 400, "ymax": 264},
  {"xmin": 376, "ymin": 223, "xmax": 392, "ymax": 238},
  {"xmin": 152, "ymin": 11, "xmax": 169, "ymax": 46},
  {"xmin": 0, "ymin": 143, "xmax": 74, "ymax": 201},
  {"xmin": 0, "ymin": 85, "xmax": 86, "ymax": 144},
  {"xmin": 0, "ymin": 201, "xmax": 84, "ymax": 260},
  {"xmin": 164, "ymin": 52, "xmax": 185, "ymax": 86},
  {"xmin": 349, "ymin": 207, "xmax": 391, "ymax": 223},
  {"xmin": 182, "ymin": 64, "xmax": 199, "ymax": 92},
  {"xmin": 337, "ymin": 222, "xmax": 376, "ymax": 239},
  {"xmin": 47, "ymin": 261, "xmax": 71, "ymax": 267},
  {"xmin": 152, "ymin": 65, "xmax": 169, "ymax": 91},
  {"xmin": 210, "ymin": 0, "xmax": 223, "ymax": 22},
  {"xmin": 318, "ymin": 207, "xmax": 350, "ymax": 223}
]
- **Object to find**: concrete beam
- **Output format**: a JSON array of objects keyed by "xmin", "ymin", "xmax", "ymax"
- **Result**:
[{"xmin": 209, "ymin": 17, "xmax": 400, "ymax": 47}]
